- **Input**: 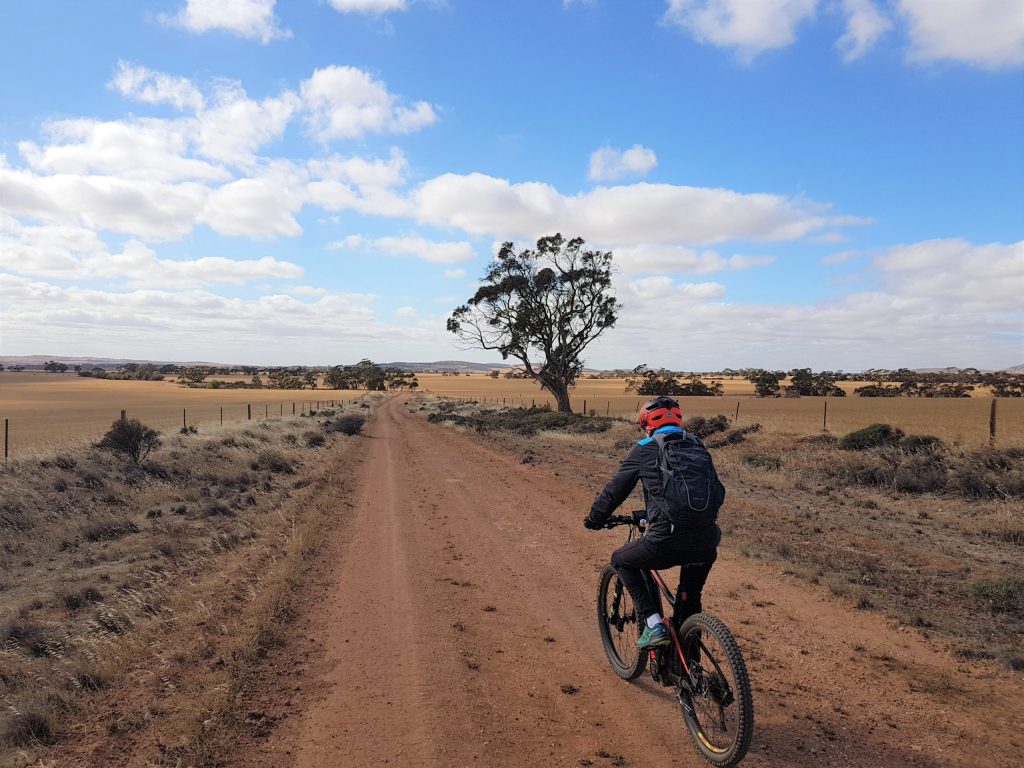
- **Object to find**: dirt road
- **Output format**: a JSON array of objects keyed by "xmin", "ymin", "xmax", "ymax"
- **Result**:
[{"xmin": 239, "ymin": 396, "xmax": 1023, "ymax": 768}]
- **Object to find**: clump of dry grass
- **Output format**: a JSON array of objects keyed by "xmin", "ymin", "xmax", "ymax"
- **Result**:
[{"xmin": 0, "ymin": 401, "xmax": 370, "ymax": 766}]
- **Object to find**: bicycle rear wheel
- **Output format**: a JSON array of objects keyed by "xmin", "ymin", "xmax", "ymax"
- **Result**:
[
  {"xmin": 597, "ymin": 564, "xmax": 646, "ymax": 680},
  {"xmin": 676, "ymin": 613, "xmax": 753, "ymax": 767}
]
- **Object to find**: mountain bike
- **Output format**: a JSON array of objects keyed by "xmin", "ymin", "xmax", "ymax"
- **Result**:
[{"xmin": 596, "ymin": 515, "xmax": 753, "ymax": 767}]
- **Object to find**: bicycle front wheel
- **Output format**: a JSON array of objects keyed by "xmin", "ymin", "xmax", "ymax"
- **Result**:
[
  {"xmin": 596, "ymin": 564, "xmax": 646, "ymax": 680},
  {"xmin": 677, "ymin": 613, "xmax": 754, "ymax": 767}
]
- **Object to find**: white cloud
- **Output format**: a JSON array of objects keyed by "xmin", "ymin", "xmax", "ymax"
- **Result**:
[
  {"xmin": 613, "ymin": 244, "xmax": 775, "ymax": 273},
  {"xmin": 874, "ymin": 238, "xmax": 1023, "ymax": 311},
  {"xmin": 626, "ymin": 276, "xmax": 726, "ymax": 301},
  {"xmin": 598, "ymin": 237, "xmax": 1024, "ymax": 370},
  {"xmin": 443, "ymin": 268, "xmax": 467, "ymax": 279},
  {"xmin": 588, "ymin": 145, "xmax": 658, "ymax": 181},
  {"xmin": 837, "ymin": 0, "xmax": 891, "ymax": 62},
  {"xmin": 199, "ymin": 163, "xmax": 306, "ymax": 238},
  {"xmin": 0, "ymin": 217, "xmax": 302, "ymax": 288},
  {"xmin": 0, "ymin": 273, "xmax": 458, "ymax": 364},
  {"xmin": 0, "ymin": 163, "xmax": 209, "ymax": 240},
  {"xmin": 300, "ymin": 66, "xmax": 438, "ymax": 142},
  {"xmin": 195, "ymin": 82, "xmax": 300, "ymax": 166},
  {"xmin": 163, "ymin": 0, "xmax": 290, "ymax": 43},
  {"xmin": 395, "ymin": 305, "xmax": 417, "ymax": 317},
  {"xmin": 330, "ymin": 235, "xmax": 476, "ymax": 264},
  {"xmin": 328, "ymin": 0, "xmax": 407, "ymax": 13},
  {"xmin": 109, "ymin": 60, "xmax": 204, "ymax": 111},
  {"xmin": 413, "ymin": 173, "xmax": 862, "ymax": 246},
  {"xmin": 663, "ymin": 0, "xmax": 818, "ymax": 61},
  {"xmin": 308, "ymin": 149, "xmax": 408, "ymax": 188},
  {"xmin": 18, "ymin": 118, "xmax": 228, "ymax": 182},
  {"xmin": 821, "ymin": 249, "xmax": 857, "ymax": 265},
  {"xmin": 899, "ymin": 0, "xmax": 1024, "ymax": 69}
]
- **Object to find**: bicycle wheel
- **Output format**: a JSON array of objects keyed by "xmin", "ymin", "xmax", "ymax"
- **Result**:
[
  {"xmin": 676, "ymin": 613, "xmax": 753, "ymax": 767},
  {"xmin": 597, "ymin": 564, "xmax": 646, "ymax": 680}
]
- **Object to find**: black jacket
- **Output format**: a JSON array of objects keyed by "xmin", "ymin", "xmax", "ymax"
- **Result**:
[{"xmin": 589, "ymin": 432, "xmax": 722, "ymax": 553}]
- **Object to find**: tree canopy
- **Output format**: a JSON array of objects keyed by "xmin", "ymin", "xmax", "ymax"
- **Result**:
[{"xmin": 447, "ymin": 234, "xmax": 619, "ymax": 412}]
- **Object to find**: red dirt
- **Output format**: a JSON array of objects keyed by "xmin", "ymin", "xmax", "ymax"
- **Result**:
[{"xmin": 234, "ymin": 396, "xmax": 1024, "ymax": 767}]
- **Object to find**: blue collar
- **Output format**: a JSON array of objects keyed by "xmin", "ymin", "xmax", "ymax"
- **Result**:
[{"xmin": 638, "ymin": 425, "xmax": 684, "ymax": 445}]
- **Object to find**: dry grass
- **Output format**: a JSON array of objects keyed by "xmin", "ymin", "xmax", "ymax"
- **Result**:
[
  {"xmin": 414, "ymin": 374, "xmax": 1022, "ymax": 446},
  {"xmin": 0, "ymin": 400, "xmax": 372, "ymax": 767},
  {"xmin": 415, "ymin": 395, "xmax": 1024, "ymax": 669},
  {"xmin": 0, "ymin": 372, "xmax": 364, "ymax": 455}
]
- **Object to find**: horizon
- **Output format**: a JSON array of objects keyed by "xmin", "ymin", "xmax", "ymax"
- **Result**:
[{"xmin": 1, "ymin": 1, "xmax": 1021, "ymax": 370}]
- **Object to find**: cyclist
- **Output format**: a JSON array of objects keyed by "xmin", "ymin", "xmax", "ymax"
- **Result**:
[{"xmin": 584, "ymin": 396, "xmax": 722, "ymax": 649}]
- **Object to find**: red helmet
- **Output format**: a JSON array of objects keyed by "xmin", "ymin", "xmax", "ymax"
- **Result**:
[{"xmin": 637, "ymin": 396, "xmax": 683, "ymax": 434}]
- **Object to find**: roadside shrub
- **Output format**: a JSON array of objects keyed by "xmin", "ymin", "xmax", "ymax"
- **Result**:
[
  {"xmin": 254, "ymin": 450, "xmax": 294, "ymax": 474},
  {"xmin": 328, "ymin": 414, "xmax": 366, "ymax": 436},
  {"xmin": 82, "ymin": 518, "xmax": 139, "ymax": 542},
  {"xmin": 742, "ymin": 454, "xmax": 782, "ymax": 471},
  {"xmin": 706, "ymin": 423, "xmax": 762, "ymax": 449},
  {"xmin": 899, "ymin": 435, "xmax": 944, "ymax": 454},
  {"xmin": 305, "ymin": 431, "xmax": 326, "ymax": 447},
  {"xmin": 840, "ymin": 423, "xmax": 905, "ymax": 450},
  {"xmin": 892, "ymin": 454, "xmax": 947, "ymax": 493},
  {"xmin": 970, "ymin": 578, "xmax": 1024, "ymax": 619},
  {"xmin": 179, "ymin": 424, "xmax": 198, "ymax": 435},
  {"xmin": 2, "ymin": 705, "xmax": 58, "ymax": 747},
  {"xmin": 96, "ymin": 418, "xmax": 161, "ymax": 464},
  {"xmin": 948, "ymin": 452, "xmax": 1024, "ymax": 499},
  {"xmin": 682, "ymin": 414, "xmax": 729, "ymax": 439},
  {"xmin": 426, "ymin": 406, "xmax": 611, "ymax": 436},
  {"xmin": 61, "ymin": 586, "xmax": 104, "ymax": 611}
]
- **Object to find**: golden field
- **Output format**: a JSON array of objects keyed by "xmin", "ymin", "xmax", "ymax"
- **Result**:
[
  {"xmin": 0, "ymin": 372, "xmax": 362, "ymax": 456},
  {"xmin": 416, "ymin": 374, "xmax": 1022, "ymax": 446},
  {"xmin": 1, "ymin": 372, "xmax": 1020, "ymax": 455}
]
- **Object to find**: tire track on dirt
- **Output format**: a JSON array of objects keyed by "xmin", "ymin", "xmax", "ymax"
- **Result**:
[{"xmin": 252, "ymin": 396, "xmax": 1023, "ymax": 768}]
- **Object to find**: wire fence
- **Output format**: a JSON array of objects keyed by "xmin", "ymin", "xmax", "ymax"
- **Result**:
[
  {"xmin": 2, "ymin": 397, "xmax": 364, "ymax": 461},
  {"xmin": 431, "ymin": 393, "xmax": 1019, "ymax": 447}
]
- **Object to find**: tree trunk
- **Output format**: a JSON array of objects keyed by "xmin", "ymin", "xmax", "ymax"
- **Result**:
[{"xmin": 535, "ymin": 374, "xmax": 573, "ymax": 413}]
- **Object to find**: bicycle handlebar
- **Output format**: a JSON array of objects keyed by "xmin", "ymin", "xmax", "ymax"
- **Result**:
[{"xmin": 603, "ymin": 513, "xmax": 645, "ymax": 529}]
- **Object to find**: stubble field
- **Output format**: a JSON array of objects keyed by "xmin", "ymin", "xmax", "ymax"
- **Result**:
[
  {"xmin": 0, "ymin": 373, "xmax": 363, "ymax": 456},
  {"xmin": 1, "ymin": 372, "xmax": 1020, "ymax": 456}
]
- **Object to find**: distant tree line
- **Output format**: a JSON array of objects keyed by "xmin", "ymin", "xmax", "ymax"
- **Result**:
[{"xmin": 626, "ymin": 365, "xmax": 724, "ymax": 396}]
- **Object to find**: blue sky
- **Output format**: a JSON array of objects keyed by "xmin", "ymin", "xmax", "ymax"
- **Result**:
[{"xmin": 1, "ymin": 0, "xmax": 1021, "ymax": 370}]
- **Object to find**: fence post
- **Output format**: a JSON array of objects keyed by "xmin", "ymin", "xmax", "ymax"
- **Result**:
[
  {"xmin": 583, "ymin": 399, "xmax": 587, "ymax": 415},
  {"xmin": 183, "ymin": 408, "xmax": 187, "ymax": 429},
  {"xmin": 734, "ymin": 401, "xmax": 740, "ymax": 424},
  {"xmin": 3, "ymin": 418, "xmax": 8, "ymax": 463},
  {"xmin": 606, "ymin": 401, "xmax": 610, "ymax": 415},
  {"xmin": 823, "ymin": 400, "xmax": 828, "ymax": 431},
  {"xmin": 120, "ymin": 409, "xmax": 127, "ymax": 423},
  {"xmin": 990, "ymin": 398, "xmax": 997, "ymax": 445},
  {"xmin": 220, "ymin": 406, "xmax": 223, "ymax": 425},
  {"xmin": 280, "ymin": 403, "xmax": 283, "ymax": 417},
  {"xmin": 265, "ymin": 404, "xmax": 268, "ymax": 419},
  {"xmin": 293, "ymin": 402, "xmax": 296, "ymax": 415},
  {"xmin": 247, "ymin": 404, "xmax": 251, "ymax": 420}
]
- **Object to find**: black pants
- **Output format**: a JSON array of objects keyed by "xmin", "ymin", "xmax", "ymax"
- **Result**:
[{"xmin": 611, "ymin": 537, "xmax": 717, "ymax": 623}]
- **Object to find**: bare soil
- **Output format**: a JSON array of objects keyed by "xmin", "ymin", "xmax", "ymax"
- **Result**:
[{"xmin": 230, "ymin": 396, "xmax": 1024, "ymax": 768}]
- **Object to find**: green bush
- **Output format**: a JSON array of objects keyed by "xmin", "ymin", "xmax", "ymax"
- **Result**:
[
  {"xmin": 96, "ymin": 418, "xmax": 161, "ymax": 464},
  {"xmin": 840, "ymin": 423, "xmax": 905, "ymax": 450}
]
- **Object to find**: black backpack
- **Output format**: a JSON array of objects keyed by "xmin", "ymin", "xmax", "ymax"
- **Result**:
[{"xmin": 652, "ymin": 431, "xmax": 726, "ymax": 529}]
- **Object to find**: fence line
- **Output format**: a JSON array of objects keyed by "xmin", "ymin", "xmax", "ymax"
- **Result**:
[{"xmin": 1, "ymin": 398, "xmax": 365, "ymax": 462}]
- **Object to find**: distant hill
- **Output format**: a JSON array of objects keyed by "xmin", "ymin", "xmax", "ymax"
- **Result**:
[
  {"xmin": 381, "ymin": 360, "xmax": 512, "ymax": 373},
  {"xmin": 0, "ymin": 355, "xmax": 233, "ymax": 369},
  {"xmin": 1005, "ymin": 363, "xmax": 1024, "ymax": 373}
]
